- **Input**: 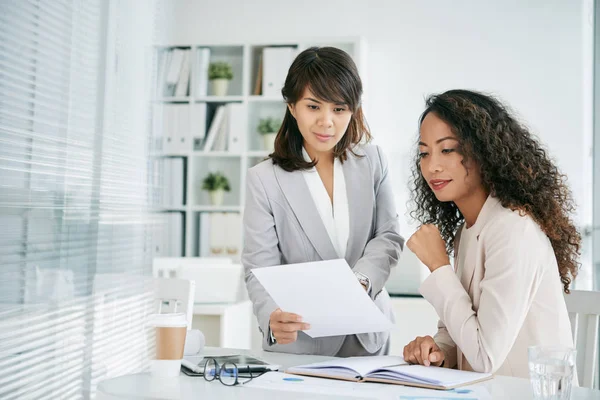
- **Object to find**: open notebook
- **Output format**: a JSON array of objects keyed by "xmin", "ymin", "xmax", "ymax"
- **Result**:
[{"xmin": 286, "ymin": 356, "xmax": 493, "ymax": 390}]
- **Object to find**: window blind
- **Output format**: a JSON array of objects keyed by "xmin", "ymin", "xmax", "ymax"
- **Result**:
[{"xmin": 0, "ymin": 0, "xmax": 161, "ymax": 398}]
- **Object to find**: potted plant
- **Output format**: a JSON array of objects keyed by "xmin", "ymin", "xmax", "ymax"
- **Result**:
[
  {"xmin": 208, "ymin": 62, "xmax": 233, "ymax": 96},
  {"xmin": 202, "ymin": 172, "xmax": 230, "ymax": 206},
  {"xmin": 257, "ymin": 117, "xmax": 281, "ymax": 151}
]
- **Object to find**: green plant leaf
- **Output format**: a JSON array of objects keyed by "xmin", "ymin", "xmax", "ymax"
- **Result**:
[
  {"xmin": 201, "ymin": 171, "xmax": 231, "ymax": 192},
  {"xmin": 257, "ymin": 116, "xmax": 282, "ymax": 135},
  {"xmin": 208, "ymin": 62, "xmax": 233, "ymax": 80}
]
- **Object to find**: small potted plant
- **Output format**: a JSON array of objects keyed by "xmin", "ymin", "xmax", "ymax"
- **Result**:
[
  {"xmin": 202, "ymin": 172, "xmax": 230, "ymax": 206},
  {"xmin": 208, "ymin": 62, "xmax": 233, "ymax": 96},
  {"xmin": 257, "ymin": 117, "xmax": 281, "ymax": 151}
]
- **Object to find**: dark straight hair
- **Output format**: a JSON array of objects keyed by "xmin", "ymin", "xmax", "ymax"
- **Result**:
[{"xmin": 269, "ymin": 46, "xmax": 371, "ymax": 172}]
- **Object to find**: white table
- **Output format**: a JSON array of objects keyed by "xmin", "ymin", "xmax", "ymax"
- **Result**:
[{"xmin": 97, "ymin": 347, "xmax": 600, "ymax": 400}]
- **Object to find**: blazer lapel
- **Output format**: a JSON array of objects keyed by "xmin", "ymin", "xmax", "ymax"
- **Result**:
[
  {"xmin": 343, "ymin": 152, "xmax": 373, "ymax": 265},
  {"xmin": 454, "ymin": 226, "xmax": 473, "ymax": 290},
  {"xmin": 457, "ymin": 196, "xmax": 501, "ymax": 292},
  {"xmin": 273, "ymin": 165, "xmax": 338, "ymax": 260},
  {"xmin": 458, "ymin": 255, "xmax": 476, "ymax": 293}
]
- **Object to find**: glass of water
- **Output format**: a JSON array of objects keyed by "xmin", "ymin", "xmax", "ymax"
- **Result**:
[{"xmin": 528, "ymin": 346, "xmax": 576, "ymax": 400}]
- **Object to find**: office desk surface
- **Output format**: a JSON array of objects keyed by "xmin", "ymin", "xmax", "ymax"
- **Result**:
[{"xmin": 97, "ymin": 347, "xmax": 600, "ymax": 400}]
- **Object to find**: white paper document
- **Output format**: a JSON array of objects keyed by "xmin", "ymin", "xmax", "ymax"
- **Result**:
[{"xmin": 251, "ymin": 259, "xmax": 394, "ymax": 337}]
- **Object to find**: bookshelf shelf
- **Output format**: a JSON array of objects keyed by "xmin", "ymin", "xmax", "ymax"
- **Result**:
[
  {"xmin": 192, "ymin": 151, "xmax": 243, "ymax": 157},
  {"xmin": 154, "ymin": 97, "xmax": 191, "ymax": 103},
  {"xmin": 150, "ymin": 152, "xmax": 190, "ymax": 157},
  {"xmin": 247, "ymin": 95, "xmax": 284, "ymax": 103},
  {"xmin": 246, "ymin": 150, "xmax": 270, "ymax": 157},
  {"xmin": 149, "ymin": 38, "xmax": 365, "ymax": 260},
  {"xmin": 192, "ymin": 206, "xmax": 243, "ymax": 212},
  {"xmin": 195, "ymin": 96, "xmax": 244, "ymax": 102},
  {"xmin": 151, "ymin": 206, "xmax": 186, "ymax": 212}
]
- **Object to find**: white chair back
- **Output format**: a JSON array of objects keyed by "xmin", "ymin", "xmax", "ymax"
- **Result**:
[
  {"xmin": 153, "ymin": 257, "xmax": 244, "ymax": 304},
  {"xmin": 564, "ymin": 290, "xmax": 600, "ymax": 389},
  {"xmin": 154, "ymin": 278, "xmax": 195, "ymax": 330}
]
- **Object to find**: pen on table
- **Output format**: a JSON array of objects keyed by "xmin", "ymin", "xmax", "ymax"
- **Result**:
[{"xmin": 237, "ymin": 366, "xmax": 270, "ymax": 373}]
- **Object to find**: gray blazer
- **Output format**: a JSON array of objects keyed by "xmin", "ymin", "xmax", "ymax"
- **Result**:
[{"xmin": 242, "ymin": 144, "xmax": 404, "ymax": 356}]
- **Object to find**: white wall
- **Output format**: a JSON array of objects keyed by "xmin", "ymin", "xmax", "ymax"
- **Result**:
[{"xmin": 156, "ymin": 0, "xmax": 594, "ymax": 286}]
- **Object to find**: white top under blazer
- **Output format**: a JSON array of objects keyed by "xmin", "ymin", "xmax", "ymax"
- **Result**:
[{"xmin": 301, "ymin": 147, "xmax": 349, "ymax": 259}]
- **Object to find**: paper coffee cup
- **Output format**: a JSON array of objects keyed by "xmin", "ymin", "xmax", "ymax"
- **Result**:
[{"xmin": 147, "ymin": 313, "xmax": 187, "ymax": 377}]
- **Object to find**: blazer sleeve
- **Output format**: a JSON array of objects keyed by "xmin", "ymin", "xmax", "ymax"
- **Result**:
[
  {"xmin": 352, "ymin": 146, "xmax": 405, "ymax": 299},
  {"xmin": 434, "ymin": 319, "xmax": 458, "ymax": 369},
  {"xmin": 420, "ymin": 220, "xmax": 544, "ymax": 373},
  {"xmin": 241, "ymin": 167, "xmax": 281, "ymax": 345},
  {"xmin": 432, "ymin": 225, "xmax": 461, "ymax": 369}
]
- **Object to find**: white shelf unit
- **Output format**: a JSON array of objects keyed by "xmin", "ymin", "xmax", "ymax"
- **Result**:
[{"xmin": 150, "ymin": 38, "xmax": 366, "ymax": 262}]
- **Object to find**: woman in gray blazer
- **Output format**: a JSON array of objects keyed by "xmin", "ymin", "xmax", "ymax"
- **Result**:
[{"xmin": 242, "ymin": 47, "xmax": 404, "ymax": 357}]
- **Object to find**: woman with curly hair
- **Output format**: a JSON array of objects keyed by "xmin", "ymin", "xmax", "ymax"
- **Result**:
[{"xmin": 402, "ymin": 89, "xmax": 580, "ymax": 378}]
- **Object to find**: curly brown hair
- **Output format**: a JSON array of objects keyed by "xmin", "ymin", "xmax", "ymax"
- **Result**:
[{"xmin": 410, "ymin": 89, "xmax": 581, "ymax": 293}]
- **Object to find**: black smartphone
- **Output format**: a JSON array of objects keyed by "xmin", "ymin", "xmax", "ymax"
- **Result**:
[{"xmin": 181, "ymin": 354, "xmax": 279, "ymax": 376}]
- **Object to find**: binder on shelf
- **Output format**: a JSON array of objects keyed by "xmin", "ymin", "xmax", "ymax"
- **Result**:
[
  {"xmin": 156, "ymin": 49, "xmax": 171, "ymax": 98},
  {"xmin": 151, "ymin": 158, "xmax": 161, "ymax": 205},
  {"xmin": 151, "ymin": 215, "xmax": 166, "ymax": 257},
  {"xmin": 198, "ymin": 212, "xmax": 210, "ymax": 257},
  {"xmin": 208, "ymin": 213, "xmax": 227, "ymax": 256},
  {"xmin": 152, "ymin": 104, "xmax": 164, "ymax": 152},
  {"xmin": 160, "ymin": 104, "xmax": 175, "ymax": 154},
  {"xmin": 197, "ymin": 212, "xmax": 241, "ymax": 259},
  {"xmin": 195, "ymin": 48, "xmax": 211, "ymax": 97},
  {"xmin": 203, "ymin": 106, "xmax": 226, "ymax": 151},
  {"xmin": 175, "ymin": 50, "xmax": 191, "ymax": 97},
  {"xmin": 154, "ymin": 104, "xmax": 190, "ymax": 154},
  {"xmin": 191, "ymin": 103, "xmax": 207, "ymax": 151},
  {"xmin": 226, "ymin": 103, "xmax": 246, "ymax": 153},
  {"xmin": 170, "ymin": 158, "xmax": 184, "ymax": 207},
  {"xmin": 152, "ymin": 212, "xmax": 183, "ymax": 257},
  {"xmin": 253, "ymin": 53, "xmax": 263, "ymax": 95},
  {"xmin": 262, "ymin": 47, "xmax": 295, "ymax": 97},
  {"xmin": 174, "ymin": 104, "xmax": 191, "ymax": 153},
  {"xmin": 168, "ymin": 212, "xmax": 184, "ymax": 257},
  {"xmin": 165, "ymin": 49, "xmax": 186, "ymax": 97},
  {"xmin": 160, "ymin": 158, "xmax": 171, "ymax": 206},
  {"xmin": 152, "ymin": 158, "xmax": 184, "ymax": 207},
  {"xmin": 160, "ymin": 159, "xmax": 166, "ymax": 206},
  {"xmin": 225, "ymin": 213, "xmax": 242, "ymax": 259},
  {"xmin": 211, "ymin": 108, "xmax": 229, "ymax": 152}
]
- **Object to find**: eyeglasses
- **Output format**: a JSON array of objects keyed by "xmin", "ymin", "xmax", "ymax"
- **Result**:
[{"xmin": 202, "ymin": 357, "xmax": 267, "ymax": 386}]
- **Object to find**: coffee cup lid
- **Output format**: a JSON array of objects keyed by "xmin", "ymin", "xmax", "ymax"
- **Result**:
[{"xmin": 147, "ymin": 312, "xmax": 187, "ymax": 327}]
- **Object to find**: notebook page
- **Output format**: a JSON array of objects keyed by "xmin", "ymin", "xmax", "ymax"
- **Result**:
[
  {"xmin": 367, "ymin": 364, "xmax": 492, "ymax": 386},
  {"xmin": 287, "ymin": 356, "xmax": 407, "ymax": 378},
  {"xmin": 367, "ymin": 370, "xmax": 432, "ymax": 385}
]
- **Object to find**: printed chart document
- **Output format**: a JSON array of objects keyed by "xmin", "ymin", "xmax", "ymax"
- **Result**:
[{"xmin": 251, "ymin": 259, "xmax": 393, "ymax": 337}]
